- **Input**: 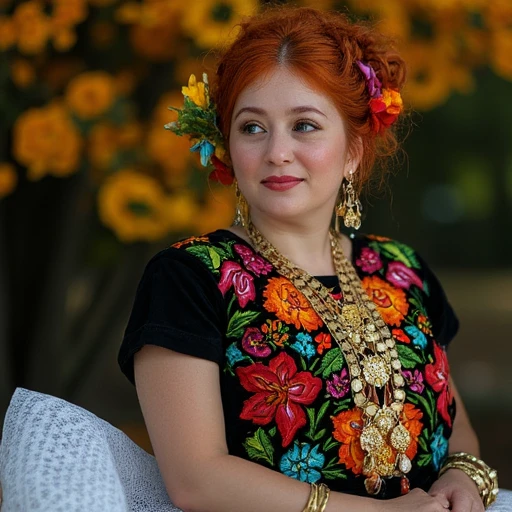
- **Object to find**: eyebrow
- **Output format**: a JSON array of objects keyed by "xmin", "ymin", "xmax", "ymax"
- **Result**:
[{"xmin": 233, "ymin": 105, "xmax": 327, "ymax": 120}]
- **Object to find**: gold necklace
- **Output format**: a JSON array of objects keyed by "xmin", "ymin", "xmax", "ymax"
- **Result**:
[{"xmin": 245, "ymin": 220, "xmax": 412, "ymax": 495}]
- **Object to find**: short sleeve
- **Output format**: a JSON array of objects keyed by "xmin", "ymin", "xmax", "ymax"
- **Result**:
[
  {"xmin": 118, "ymin": 248, "xmax": 227, "ymax": 385},
  {"xmin": 420, "ymin": 255, "xmax": 459, "ymax": 347}
]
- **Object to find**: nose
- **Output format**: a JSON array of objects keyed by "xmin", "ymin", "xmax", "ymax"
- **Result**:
[{"xmin": 264, "ymin": 129, "xmax": 294, "ymax": 166}]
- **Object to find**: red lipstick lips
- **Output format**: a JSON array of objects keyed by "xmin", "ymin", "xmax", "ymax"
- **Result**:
[{"xmin": 261, "ymin": 175, "xmax": 304, "ymax": 191}]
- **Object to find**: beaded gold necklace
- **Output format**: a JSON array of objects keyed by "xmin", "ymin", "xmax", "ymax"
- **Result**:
[{"xmin": 245, "ymin": 220, "xmax": 412, "ymax": 495}]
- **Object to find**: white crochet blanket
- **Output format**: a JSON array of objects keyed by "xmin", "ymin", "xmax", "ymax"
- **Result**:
[
  {"xmin": 1, "ymin": 388, "xmax": 511, "ymax": 511},
  {"xmin": 0, "ymin": 388, "xmax": 182, "ymax": 512}
]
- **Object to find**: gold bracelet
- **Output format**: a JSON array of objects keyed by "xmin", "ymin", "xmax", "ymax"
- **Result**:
[
  {"xmin": 302, "ymin": 483, "xmax": 330, "ymax": 512},
  {"xmin": 439, "ymin": 452, "xmax": 499, "ymax": 508}
]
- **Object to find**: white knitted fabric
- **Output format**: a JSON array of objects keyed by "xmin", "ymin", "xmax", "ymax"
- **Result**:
[
  {"xmin": 0, "ymin": 388, "xmax": 182, "ymax": 512},
  {"xmin": 1, "ymin": 388, "xmax": 511, "ymax": 511}
]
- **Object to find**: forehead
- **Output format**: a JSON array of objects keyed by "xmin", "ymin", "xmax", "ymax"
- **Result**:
[{"xmin": 233, "ymin": 67, "xmax": 338, "ymax": 113}]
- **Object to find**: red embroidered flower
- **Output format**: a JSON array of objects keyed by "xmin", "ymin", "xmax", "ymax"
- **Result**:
[
  {"xmin": 218, "ymin": 261, "xmax": 256, "ymax": 308},
  {"xmin": 356, "ymin": 247, "xmax": 382, "ymax": 274},
  {"xmin": 386, "ymin": 261, "xmax": 423, "ymax": 291},
  {"xmin": 314, "ymin": 332, "xmax": 332, "ymax": 354},
  {"xmin": 209, "ymin": 155, "xmax": 234, "ymax": 185},
  {"xmin": 234, "ymin": 244, "xmax": 273, "ymax": 276},
  {"xmin": 236, "ymin": 352, "xmax": 322, "ymax": 447},
  {"xmin": 425, "ymin": 342, "xmax": 454, "ymax": 427},
  {"xmin": 242, "ymin": 327, "xmax": 271, "ymax": 358},
  {"xmin": 392, "ymin": 328, "xmax": 411, "ymax": 344}
]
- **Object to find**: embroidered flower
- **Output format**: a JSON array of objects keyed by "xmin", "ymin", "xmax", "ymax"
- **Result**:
[
  {"xmin": 291, "ymin": 332, "xmax": 316, "ymax": 360},
  {"xmin": 314, "ymin": 332, "xmax": 332, "ymax": 355},
  {"xmin": 236, "ymin": 352, "xmax": 322, "ymax": 447},
  {"xmin": 386, "ymin": 261, "xmax": 423, "ymax": 291},
  {"xmin": 234, "ymin": 244, "xmax": 273, "ymax": 276},
  {"xmin": 417, "ymin": 314, "xmax": 433, "ymax": 336},
  {"xmin": 181, "ymin": 73, "xmax": 207, "ymax": 108},
  {"xmin": 404, "ymin": 325, "xmax": 427, "ymax": 349},
  {"xmin": 401, "ymin": 403, "xmax": 424, "ymax": 461},
  {"xmin": 402, "ymin": 369, "xmax": 425, "ymax": 394},
  {"xmin": 279, "ymin": 442, "xmax": 325, "ymax": 483},
  {"xmin": 332, "ymin": 406, "xmax": 365, "ymax": 475},
  {"xmin": 355, "ymin": 247, "xmax": 382, "ymax": 274},
  {"xmin": 226, "ymin": 343, "xmax": 245, "ymax": 367},
  {"xmin": 326, "ymin": 368, "xmax": 350, "ymax": 399},
  {"xmin": 430, "ymin": 425, "xmax": 449, "ymax": 471},
  {"xmin": 242, "ymin": 327, "xmax": 271, "ymax": 358},
  {"xmin": 261, "ymin": 319, "xmax": 290, "ymax": 347},
  {"xmin": 263, "ymin": 277, "xmax": 323, "ymax": 332},
  {"xmin": 190, "ymin": 139, "xmax": 215, "ymax": 167},
  {"xmin": 392, "ymin": 328, "xmax": 411, "ymax": 344},
  {"xmin": 218, "ymin": 261, "xmax": 256, "ymax": 308},
  {"xmin": 361, "ymin": 276, "xmax": 409, "ymax": 327},
  {"xmin": 425, "ymin": 342, "xmax": 453, "ymax": 427}
]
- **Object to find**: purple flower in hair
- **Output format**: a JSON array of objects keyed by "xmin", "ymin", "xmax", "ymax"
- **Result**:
[{"xmin": 356, "ymin": 60, "xmax": 382, "ymax": 99}]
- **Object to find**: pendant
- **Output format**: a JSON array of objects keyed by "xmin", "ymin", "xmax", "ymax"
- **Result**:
[{"xmin": 362, "ymin": 355, "xmax": 391, "ymax": 387}]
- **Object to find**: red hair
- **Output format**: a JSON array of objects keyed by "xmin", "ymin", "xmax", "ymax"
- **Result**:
[{"xmin": 212, "ymin": 6, "xmax": 407, "ymax": 190}]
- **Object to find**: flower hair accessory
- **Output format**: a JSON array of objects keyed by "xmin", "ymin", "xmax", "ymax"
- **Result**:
[
  {"xmin": 356, "ymin": 60, "xmax": 403, "ymax": 134},
  {"xmin": 164, "ymin": 73, "xmax": 233, "ymax": 185}
]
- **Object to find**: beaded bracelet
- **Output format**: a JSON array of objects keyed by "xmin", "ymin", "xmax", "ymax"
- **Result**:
[{"xmin": 439, "ymin": 452, "xmax": 499, "ymax": 508}]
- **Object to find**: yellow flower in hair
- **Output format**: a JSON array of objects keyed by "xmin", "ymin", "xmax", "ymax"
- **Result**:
[{"xmin": 182, "ymin": 74, "xmax": 208, "ymax": 109}]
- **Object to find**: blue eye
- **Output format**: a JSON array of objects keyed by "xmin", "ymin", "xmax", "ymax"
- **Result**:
[
  {"xmin": 242, "ymin": 123, "xmax": 265, "ymax": 134},
  {"xmin": 294, "ymin": 121, "xmax": 317, "ymax": 132}
]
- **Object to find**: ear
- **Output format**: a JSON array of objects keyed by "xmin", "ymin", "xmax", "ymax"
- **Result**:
[{"xmin": 343, "ymin": 136, "xmax": 363, "ymax": 179}]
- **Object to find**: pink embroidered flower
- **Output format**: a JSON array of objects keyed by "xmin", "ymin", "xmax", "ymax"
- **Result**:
[
  {"xmin": 386, "ymin": 261, "xmax": 423, "ymax": 290},
  {"xmin": 218, "ymin": 261, "xmax": 256, "ymax": 308},
  {"xmin": 242, "ymin": 327, "xmax": 271, "ymax": 357},
  {"xmin": 236, "ymin": 352, "xmax": 322, "ymax": 447},
  {"xmin": 234, "ymin": 244, "xmax": 273, "ymax": 276},
  {"xmin": 355, "ymin": 247, "xmax": 382, "ymax": 273},
  {"xmin": 403, "ymin": 369, "xmax": 425, "ymax": 394},
  {"xmin": 326, "ymin": 368, "xmax": 350, "ymax": 399},
  {"xmin": 425, "ymin": 342, "xmax": 453, "ymax": 427}
]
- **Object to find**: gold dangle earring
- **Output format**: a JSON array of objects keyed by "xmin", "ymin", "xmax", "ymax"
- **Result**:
[
  {"xmin": 335, "ymin": 170, "xmax": 362, "ymax": 230},
  {"xmin": 233, "ymin": 181, "xmax": 249, "ymax": 228}
]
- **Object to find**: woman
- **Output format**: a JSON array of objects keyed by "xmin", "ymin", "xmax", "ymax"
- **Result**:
[{"xmin": 118, "ymin": 6, "xmax": 500, "ymax": 512}]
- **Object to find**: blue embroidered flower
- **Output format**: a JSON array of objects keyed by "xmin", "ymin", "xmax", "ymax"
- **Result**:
[
  {"xmin": 226, "ymin": 343, "xmax": 245, "ymax": 367},
  {"xmin": 430, "ymin": 425, "xmax": 449, "ymax": 470},
  {"xmin": 405, "ymin": 325, "xmax": 427, "ymax": 349},
  {"xmin": 279, "ymin": 442, "xmax": 325, "ymax": 483},
  {"xmin": 291, "ymin": 333, "xmax": 316, "ymax": 360},
  {"xmin": 190, "ymin": 139, "xmax": 214, "ymax": 167}
]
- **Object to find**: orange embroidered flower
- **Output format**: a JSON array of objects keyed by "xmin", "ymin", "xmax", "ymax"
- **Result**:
[
  {"xmin": 314, "ymin": 332, "xmax": 332, "ymax": 354},
  {"xmin": 261, "ymin": 319, "xmax": 289, "ymax": 347},
  {"xmin": 361, "ymin": 276, "xmax": 409, "ymax": 327},
  {"xmin": 263, "ymin": 277, "xmax": 323, "ymax": 332},
  {"xmin": 401, "ymin": 403, "xmax": 423, "ymax": 461},
  {"xmin": 417, "ymin": 314, "xmax": 433, "ymax": 336},
  {"xmin": 332, "ymin": 407, "xmax": 365, "ymax": 474}
]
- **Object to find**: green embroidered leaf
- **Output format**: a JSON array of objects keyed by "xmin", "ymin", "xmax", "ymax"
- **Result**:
[
  {"xmin": 423, "ymin": 279, "xmax": 430, "ymax": 296},
  {"xmin": 312, "ymin": 428, "xmax": 326, "ymax": 441},
  {"xmin": 226, "ymin": 310, "xmax": 260, "ymax": 339},
  {"xmin": 418, "ymin": 430, "xmax": 429, "ymax": 452},
  {"xmin": 322, "ymin": 469, "xmax": 348, "ymax": 480},
  {"xmin": 243, "ymin": 428, "xmax": 274, "ymax": 466},
  {"xmin": 409, "ymin": 391, "xmax": 435, "ymax": 432},
  {"xmin": 322, "ymin": 438, "xmax": 339, "ymax": 453},
  {"xmin": 315, "ymin": 348, "xmax": 344, "ymax": 378},
  {"xmin": 186, "ymin": 246, "xmax": 215, "ymax": 272},
  {"xmin": 396, "ymin": 344, "xmax": 424, "ymax": 368},
  {"xmin": 315, "ymin": 401, "xmax": 331, "ymax": 427},
  {"xmin": 332, "ymin": 398, "xmax": 352, "ymax": 414},
  {"xmin": 269, "ymin": 427, "xmax": 277, "ymax": 437},
  {"xmin": 417, "ymin": 453, "xmax": 433, "ymax": 467},
  {"xmin": 379, "ymin": 242, "xmax": 421, "ymax": 269},
  {"xmin": 306, "ymin": 407, "xmax": 316, "ymax": 428},
  {"xmin": 207, "ymin": 247, "xmax": 222, "ymax": 269}
]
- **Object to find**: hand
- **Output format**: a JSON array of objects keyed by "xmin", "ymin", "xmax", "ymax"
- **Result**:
[
  {"xmin": 376, "ymin": 488, "xmax": 451, "ymax": 512},
  {"xmin": 428, "ymin": 468, "xmax": 484, "ymax": 512}
]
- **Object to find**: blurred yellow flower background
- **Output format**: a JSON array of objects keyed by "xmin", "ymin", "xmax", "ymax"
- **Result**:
[{"xmin": 1, "ymin": 0, "xmax": 511, "ymax": 243}]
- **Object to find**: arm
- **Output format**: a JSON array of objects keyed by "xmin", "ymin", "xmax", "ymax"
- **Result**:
[
  {"xmin": 428, "ymin": 376, "xmax": 484, "ymax": 512},
  {"xmin": 135, "ymin": 346, "xmax": 447, "ymax": 512}
]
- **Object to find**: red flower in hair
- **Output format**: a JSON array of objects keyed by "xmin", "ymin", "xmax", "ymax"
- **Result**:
[
  {"xmin": 369, "ymin": 89, "xmax": 403, "ymax": 134},
  {"xmin": 209, "ymin": 155, "xmax": 234, "ymax": 185}
]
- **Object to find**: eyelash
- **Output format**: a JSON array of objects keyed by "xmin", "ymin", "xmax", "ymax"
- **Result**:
[{"xmin": 240, "ymin": 120, "xmax": 320, "ymax": 134}]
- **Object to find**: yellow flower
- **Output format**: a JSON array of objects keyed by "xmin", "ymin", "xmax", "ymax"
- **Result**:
[
  {"xmin": 490, "ymin": 29, "xmax": 512, "ymax": 80},
  {"xmin": 52, "ymin": 27, "xmax": 77, "ymax": 51},
  {"xmin": 13, "ymin": 102, "xmax": 82, "ymax": 180},
  {"xmin": 66, "ymin": 71, "xmax": 116, "ymax": 120},
  {"xmin": 0, "ymin": 163, "xmax": 17, "ymax": 199},
  {"xmin": 181, "ymin": 0, "xmax": 259, "ymax": 49},
  {"xmin": 12, "ymin": 1, "xmax": 50, "ymax": 55},
  {"xmin": 88, "ymin": 123, "xmax": 119, "ymax": 169},
  {"xmin": 10, "ymin": 59, "xmax": 35, "ymax": 88},
  {"xmin": 0, "ymin": 16, "xmax": 16, "ymax": 51},
  {"xmin": 166, "ymin": 192, "xmax": 199, "ymax": 233},
  {"xmin": 98, "ymin": 169, "xmax": 174, "ymax": 243},
  {"xmin": 52, "ymin": 0, "xmax": 88, "ymax": 29},
  {"xmin": 182, "ymin": 74, "xmax": 208, "ymax": 108}
]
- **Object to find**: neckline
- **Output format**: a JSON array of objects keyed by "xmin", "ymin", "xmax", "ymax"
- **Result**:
[{"xmin": 214, "ymin": 228, "xmax": 363, "ymax": 278}]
